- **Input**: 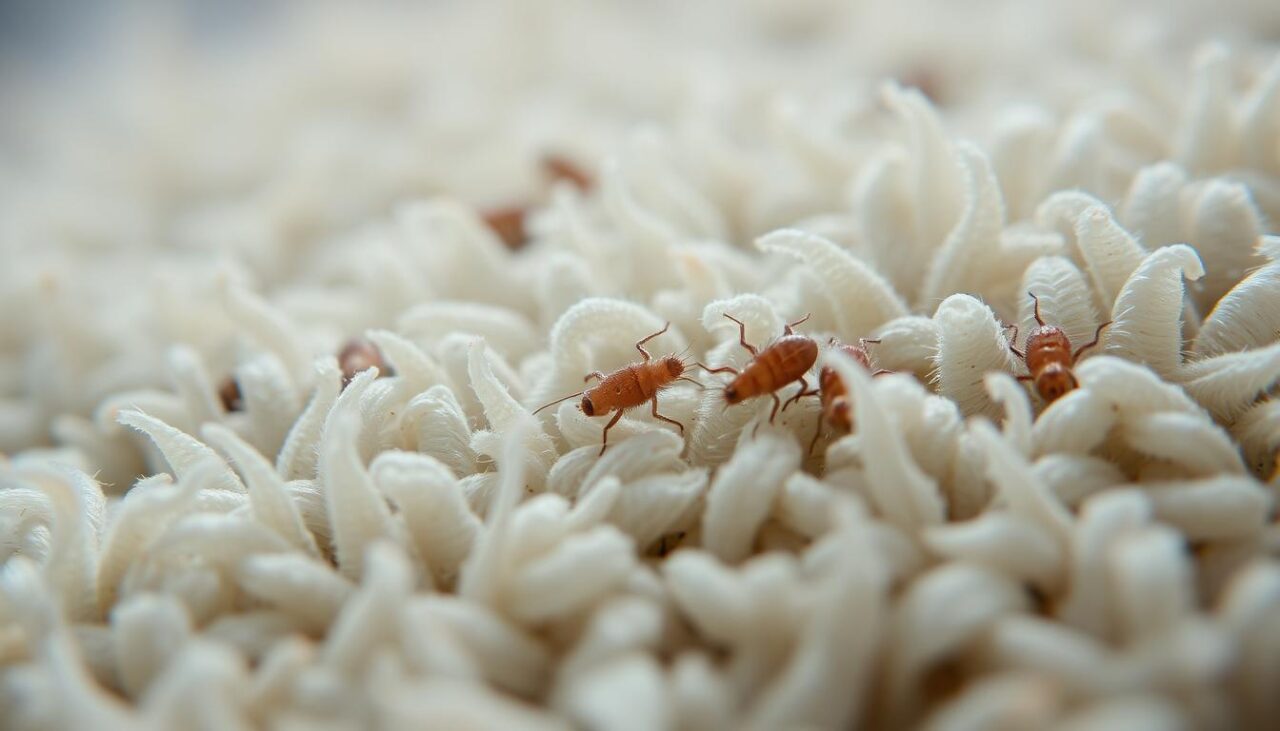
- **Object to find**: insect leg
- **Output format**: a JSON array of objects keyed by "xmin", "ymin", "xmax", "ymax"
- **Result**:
[
  {"xmin": 752, "ymin": 392, "xmax": 785, "ymax": 438},
  {"xmin": 650, "ymin": 396, "xmax": 685, "ymax": 435},
  {"xmin": 781, "ymin": 383, "xmax": 801, "ymax": 412},
  {"xmin": 584, "ymin": 371, "xmax": 606, "ymax": 383},
  {"xmin": 722, "ymin": 313, "xmax": 759, "ymax": 356},
  {"xmin": 635, "ymin": 322, "xmax": 671, "ymax": 362},
  {"xmin": 781, "ymin": 375, "xmax": 815, "ymax": 411},
  {"xmin": 1028, "ymin": 292, "xmax": 1046, "ymax": 327},
  {"xmin": 1004, "ymin": 323, "xmax": 1025, "ymax": 359},
  {"xmin": 598, "ymin": 410, "xmax": 625, "ymax": 456},
  {"xmin": 1073, "ymin": 321, "xmax": 1112, "ymax": 362},
  {"xmin": 807, "ymin": 417, "xmax": 824, "ymax": 455},
  {"xmin": 1016, "ymin": 374, "xmax": 1033, "ymax": 382},
  {"xmin": 783, "ymin": 313, "xmax": 811, "ymax": 335}
]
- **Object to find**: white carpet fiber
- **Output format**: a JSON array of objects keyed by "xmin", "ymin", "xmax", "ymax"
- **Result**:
[{"xmin": 2, "ymin": 1, "xmax": 1279, "ymax": 729}]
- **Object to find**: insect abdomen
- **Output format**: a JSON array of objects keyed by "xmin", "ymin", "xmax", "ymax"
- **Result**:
[
  {"xmin": 587, "ymin": 362, "xmax": 673, "ymax": 413},
  {"xmin": 766, "ymin": 336, "xmax": 818, "ymax": 383},
  {"xmin": 818, "ymin": 366, "xmax": 851, "ymax": 430},
  {"xmin": 730, "ymin": 336, "xmax": 817, "ymax": 401},
  {"xmin": 818, "ymin": 366, "xmax": 844, "ymax": 402},
  {"xmin": 589, "ymin": 368, "xmax": 643, "ymax": 414}
]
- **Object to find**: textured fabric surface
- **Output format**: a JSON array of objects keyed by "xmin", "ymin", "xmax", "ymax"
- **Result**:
[{"xmin": 2, "ymin": 2, "xmax": 1279, "ymax": 729}]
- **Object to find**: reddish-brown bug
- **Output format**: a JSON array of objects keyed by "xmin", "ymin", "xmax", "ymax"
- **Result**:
[
  {"xmin": 482, "ymin": 206, "xmax": 528, "ymax": 251},
  {"xmin": 541, "ymin": 154, "xmax": 593, "ymax": 191},
  {"xmin": 218, "ymin": 376, "xmax": 243, "ymax": 413},
  {"xmin": 482, "ymin": 155, "xmax": 595, "ymax": 250},
  {"xmin": 808, "ymin": 338, "xmax": 890, "ymax": 453},
  {"xmin": 700, "ymin": 313, "xmax": 819, "ymax": 425},
  {"xmin": 532, "ymin": 323, "xmax": 697, "ymax": 455},
  {"xmin": 1007, "ymin": 292, "xmax": 1109, "ymax": 403},
  {"xmin": 338, "ymin": 336, "xmax": 392, "ymax": 387}
]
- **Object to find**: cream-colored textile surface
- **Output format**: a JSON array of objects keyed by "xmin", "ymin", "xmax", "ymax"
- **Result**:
[{"xmin": 2, "ymin": 2, "xmax": 1279, "ymax": 729}]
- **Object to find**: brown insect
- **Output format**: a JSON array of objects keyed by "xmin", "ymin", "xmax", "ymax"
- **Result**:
[
  {"xmin": 700, "ymin": 313, "xmax": 819, "ymax": 425},
  {"xmin": 482, "ymin": 206, "xmax": 528, "ymax": 250},
  {"xmin": 532, "ymin": 323, "xmax": 697, "ymax": 455},
  {"xmin": 541, "ymin": 154, "xmax": 593, "ymax": 191},
  {"xmin": 482, "ymin": 155, "xmax": 595, "ymax": 251},
  {"xmin": 808, "ymin": 338, "xmax": 890, "ymax": 453},
  {"xmin": 338, "ymin": 337, "xmax": 392, "ymax": 387},
  {"xmin": 218, "ymin": 376, "xmax": 243, "ymax": 413},
  {"xmin": 1007, "ymin": 292, "xmax": 1109, "ymax": 403}
]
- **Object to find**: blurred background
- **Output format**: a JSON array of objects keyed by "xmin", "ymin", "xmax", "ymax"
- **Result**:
[{"xmin": 1, "ymin": 0, "xmax": 1278, "ymax": 458}]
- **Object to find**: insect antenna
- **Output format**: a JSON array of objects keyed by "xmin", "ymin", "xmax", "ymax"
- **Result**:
[
  {"xmin": 783, "ymin": 313, "xmax": 811, "ymax": 335},
  {"xmin": 532, "ymin": 390, "xmax": 586, "ymax": 415},
  {"xmin": 675, "ymin": 348, "xmax": 704, "ymax": 387},
  {"xmin": 694, "ymin": 361, "xmax": 739, "ymax": 376}
]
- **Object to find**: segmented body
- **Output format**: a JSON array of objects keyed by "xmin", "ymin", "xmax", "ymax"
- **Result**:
[
  {"xmin": 701, "ymin": 313, "xmax": 818, "ymax": 425},
  {"xmin": 724, "ymin": 335, "xmax": 818, "ymax": 405},
  {"xmin": 338, "ymin": 337, "xmax": 390, "ymax": 387},
  {"xmin": 581, "ymin": 358, "xmax": 683, "ymax": 418},
  {"xmin": 533, "ymin": 323, "xmax": 691, "ymax": 455},
  {"xmin": 817, "ymin": 341, "xmax": 874, "ymax": 433},
  {"xmin": 1023, "ymin": 326, "xmax": 1075, "ymax": 401},
  {"xmin": 1009, "ymin": 293, "xmax": 1109, "ymax": 404},
  {"xmin": 809, "ymin": 339, "xmax": 888, "ymax": 453}
]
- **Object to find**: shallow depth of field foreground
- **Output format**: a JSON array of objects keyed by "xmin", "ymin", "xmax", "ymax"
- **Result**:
[{"xmin": 2, "ymin": 1, "xmax": 1280, "ymax": 729}]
